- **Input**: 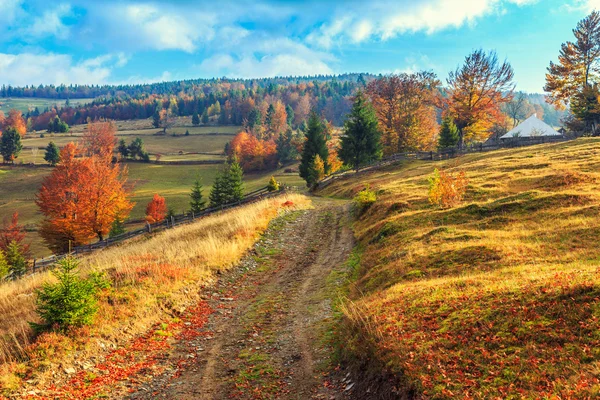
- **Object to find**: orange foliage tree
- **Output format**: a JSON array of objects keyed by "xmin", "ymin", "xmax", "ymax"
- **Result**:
[
  {"xmin": 270, "ymin": 100, "xmax": 288, "ymax": 136},
  {"xmin": 2, "ymin": 110, "xmax": 27, "ymax": 137},
  {"xmin": 82, "ymin": 121, "xmax": 116, "ymax": 159},
  {"xmin": 229, "ymin": 131, "xmax": 278, "ymax": 171},
  {"xmin": 445, "ymin": 50, "xmax": 514, "ymax": 147},
  {"xmin": 428, "ymin": 169, "xmax": 469, "ymax": 208},
  {"xmin": 37, "ymin": 142, "xmax": 133, "ymax": 253},
  {"xmin": 366, "ymin": 72, "xmax": 440, "ymax": 155},
  {"xmin": 0, "ymin": 212, "xmax": 30, "ymax": 255},
  {"xmin": 145, "ymin": 194, "xmax": 167, "ymax": 224}
]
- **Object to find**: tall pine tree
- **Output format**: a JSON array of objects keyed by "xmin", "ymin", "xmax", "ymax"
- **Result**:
[
  {"xmin": 209, "ymin": 159, "xmax": 244, "ymax": 207},
  {"xmin": 190, "ymin": 180, "xmax": 206, "ymax": 214},
  {"xmin": 192, "ymin": 112, "xmax": 200, "ymax": 126},
  {"xmin": 44, "ymin": 141, "xmax": 60, "ymax": 166},
  {"xmin": 338, "ymin": 91, "xmax": 382, "ymax": 172},
  {"xmin": 438, "ymin": 117, "xmax": 460, "ymax": 150},
  {"xmin": 0, "ymin": 127, "xmax": 23, "ymax": 163},
  {"xmin": 299, "ymin": 111, "xmax": 329, "ymax": 186}
]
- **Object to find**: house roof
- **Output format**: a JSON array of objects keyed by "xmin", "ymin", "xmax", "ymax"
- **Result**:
[{"xmin": 500, "ymin": 115, "xmax": 562, "ymax": 139}]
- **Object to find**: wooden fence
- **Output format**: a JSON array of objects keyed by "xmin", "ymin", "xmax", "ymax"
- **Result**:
[{"xmin": 3, "ymin": 186, "xmax": 286, "ymax": 282}]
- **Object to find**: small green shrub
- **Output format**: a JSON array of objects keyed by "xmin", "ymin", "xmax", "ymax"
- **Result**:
[
  {"xmin": 5, "ymin": 241, "xmax": 27, "ymax": 276},
  {"xmin": 353, "ymin": 186, "xmax": 377, "ymax": 213},
  {"xmin": 0, "ymin": 250, "xmax": 9, "ymax": 278},
  {"xmin": 267, "ymin": 176, "xmax": 280, "ymax": 192},
  {"xmin": 31, "ymin": 257, "xmax": 103, "ymax": 333}
]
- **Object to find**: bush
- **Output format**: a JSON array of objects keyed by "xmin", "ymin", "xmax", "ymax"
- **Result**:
[
  {"xmin": 267, "ymin": 176, "xmax": 280, "ymax": 192},
  {"xmin": 31, "ymin": 257, "xmax": 103, "ymax": 333},
  {"xmin": 5, "ymin": 240, "xmax": 27, "ymax": 276},
  {"xmin": 0, "ymin": 250, "xmax": 8, "ymax": 279},
  {"xmin": 428, "ymin": 168, "xmax": 468, "ymax": 208},
  {"xmin": 353, "ymin": 186, "xmax": 377, "ymax": 213}
]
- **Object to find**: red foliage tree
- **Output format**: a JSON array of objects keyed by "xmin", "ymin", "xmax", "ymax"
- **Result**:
[
  {"xmin": 2, "ymin": 109, "xmax": 27, "ymax": 137},
  {"xmin": 0, "ymin": 212, "xmax": 30, "ymax": 256},
  {"xmin": 145, "ymin": 194, "xmax": 167, "ymax": 224}
]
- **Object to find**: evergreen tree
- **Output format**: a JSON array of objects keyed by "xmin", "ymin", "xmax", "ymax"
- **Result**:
[
  {"xmin": 192, "ymin": 112, "xmax": 200, "ymax": 126},
  {"xmin": 185, "ymin": 129, "xmax": 190, "ymax": 136},
  {"xmin": 0, "ymin": 127, "xmax": 23, "ymax": 163},
  {"xmin": 201, "ymin": 109, "xmax": 209, "ymax": 124},
  {"xmin": 128, "ymin": 138, "xmax": 145, "ymax": 160},
  {"xmin": 285, "ymin": 104, "xmax": 295, "ymax": 127},
  {"xmin": 0, "ymin": 250, "xmax": 9, "ymax": 279},
  {"xmin": 275, "ymin": 128, "xmax": 297, "ymax": 164},
  {"xmin": 118, "ymin": 139, "xmax": 130, "ymax": 159},
  {"xmin": 189, "ymin": 180, "xmax": 206, "ymax": 214},
  {"xmin": 339, "ymin": 91, "xmax": 382, "ymax": 172},
  {"xmin": 5, "ymin": 240, "xmax": 26, "ymax": 276},
  {"xmin": 44, "ymin": 141, "xmax": 60, "ymax": 166},
  {"xmin": 152, "ymin": 108, "xmax": 161, "ymax": 128},
  {"xmin": 265, "ymin": 104, "xmax": 275, "ymax": 129},
  {"xmin": 438, "ymin": 117, "xmax": 460, "ymax": 150},
  {"xmin": 209, "ymin": 159, "xmax": 245, "ymax": 207},
  {"xmin": 109, "ymin": 217, "xmax": 126, "ymax": 238},
  {"xmin": 306, "ymin": 155, "xmax": 325, "ymax": 189},
  {"xmin": 247, "ymin": 108, "xmax": 262, "ymax": 130},
  {"xmin": 299, "ymin": 111, "xmax": 329, "ymax": 185}
]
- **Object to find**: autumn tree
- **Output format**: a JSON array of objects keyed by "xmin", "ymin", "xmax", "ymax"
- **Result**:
[
  {"xmin": 228, "ymin": 131, "xmax": 278, "ymax": 171},
  {"xmin": 366, "ymin": 72, "xmax": 439, "ymax": 155},
  {"xmin": 159, "ymin": 108, "xmax": 175, "ymax": 134},
  {"xmin": 3, "ymin": 109, "xmax": 27, "ymax": 137},
  {"xmin": 446, "ymin": 49, "xmax": 514, "ymax": 147},
  {"xmin": 0, "ymin": 127, "xmax": 22, "ymax": 163},
  {"xmin": 503, "ymin": 92, "xmax": 534, "ymax": 128},
  {"xmin": 146, "ymin": 194, "xmax": 167, "ymax": 223},
  {"xmin": 82, "ymin": 121, "xmax": 116, "ymax": 159},
  {"xmin": 339, "ymin": 91, "xmax": 382, "ymax": 171},
  {"xmin": 0, "ymin": 212, "xmax": 30, "ymax": 256},
  {"xmin": 44, "ymin": 141, "xmax": 60, "ymax": 165},
  {"xmin": 299, "ymin": 111, "xmax": 329, "ymax": 185}
]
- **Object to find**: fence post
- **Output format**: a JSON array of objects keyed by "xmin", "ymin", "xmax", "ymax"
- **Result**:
[
  {"xmin": 171, "ymin": 215, "xmax": 175, "ymax": 227},
  {"xmin": 430, "ymin": 151, "xmax": 433, "ymax": 160},
  {"xmin": 147, "ymin": 222, "xmax": 152, "ymax": 233}
]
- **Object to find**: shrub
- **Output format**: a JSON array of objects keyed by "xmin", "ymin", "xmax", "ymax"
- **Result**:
[
  {"xmin": 31, "ymin": 257, "xmax": 102, "ymax": 332},
  {"xmin": 0, "ymin": 250, "xmax": 8, "ymax": 279},
  {"xmin": 267, "ymin": 176, "xmax": 280, "ymax": 192},
  {"xmin": 5, "ymin": 240, "xmax": 27, "ymax": 276},
  {"xmin": 353, "ymin": 186, "xmax": 377, "ymax": 213},
  {"xmin": 428, "ymin": 168, "xmax": 468, "ymax": 208}
]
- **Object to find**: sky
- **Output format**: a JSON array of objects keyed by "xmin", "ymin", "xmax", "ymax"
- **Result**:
[{"xmin": 0, "ymin": 0, "xmax": 597, "ymax": 93}]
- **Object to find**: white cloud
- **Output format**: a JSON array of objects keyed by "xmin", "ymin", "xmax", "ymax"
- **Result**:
[
  {"xmin": 0, "ymin": 52, "xmax": 126, "ymax": 86},
  {"xmin": 28, "ymin": 4, "xmax": 71, "ymax": 39},
  {"xmin": 584, "ymin": 0, "xmax": 600, "ymax": 10}
]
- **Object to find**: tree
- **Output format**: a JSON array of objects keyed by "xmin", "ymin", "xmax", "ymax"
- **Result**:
[
  {"xmin": 267, "ymin": 176, "xmax": 280, "ymax": 192},
  {"xmin": 44, "ymin": 141, "xmax": 60, "ymax": 165},
  {"xmin": 285, "ymin": 104, "xmax": 295, "ymax": 127},
  {"xmin": 545, "ymin": 11, "xmax": 600, "ymax": 109},
  {"xmin": 0, "ymin": 212, "xmax": 30, "ymax": 256},
  {"xmin": 503, "ymin": 92, "xmax": 534, "ymax": 128},
  {"xmin": 128, "ymin": 137, "xmax": 147, "ymax": 160},
  {"xmin": 117, "ymin": 139, "xmax": 130, "ymax": 159},
  {"xmin": 366, "ymin": 72, "xmax": 440, "ymax": 154},
  {"xmin": 159, "ymin": 108, "xmax": 174, "ymax": 134},
  {"xmin": 438, "ymin": 117, "xmax": 460, "ymax": 150},
  {"xmin": 299, "ymin": 111, "xmax": 329, "ymax": 185},
  {"xmin": 270, "ymin": 101, "xmax": 287, "ymax": 136},
  {"xmin": 209, "ymin": 159, "xmax": 244, "ymax": 207},
  {"xmin": 446, "ymin": 49, "xmax": 514, "ymax": 147},
  {"xmin": 82, "ymin": 121, "xmax": 116, "ymax": 159},
  {"xmin": 146, "ymin": 194, "xmax": 167, "ymax": 224},
  {"xmin": 37, "ymin": 143, "xmax": 134, "ymax": 252},
  {"xmin": 0, "ymin": 250, "xmax": 8, "ymax": 279},
  {"xmin": 201, "ymin": 109, "xmax": 209, "ymax": 124},
  {"xmin": 152, "ymin": 108, "xmax": 161, "ymax": 128},
  {"xmin": 189, "ymin": 180, "xmax": 206, "ymax": 214},
  {"xmin": 275, "ymin": 128, "xmax": 298, "ymax": 165},
  {"xmin": 48, "ymin": 116, "xmax": 68, "ymax": 133},
  {"xmin": 109, "ymin": 217, "xmax": 125, "ymax": 238},
  {"xmin": 228, "ymin": 131, "xmax": 278, "ymax": 171},
  {"xmin": 3, "ymin": 109, "xmax": 27, "ymax": 137},
  {"xmin": 0, "ymin": 127, "xmax": 22, "ymax": 163},
  {"xmin": 192, "ymin": 112, "xmax": 200, "ymax": 126},
  {"xmin": 338, "ymin": 91, "xmax": 382, "ymax": 172},
  {"xmin": 5, "ymin": 240, "xmax": 27, "ymax": 276},
  {"xmin": 306, "ymin": 155, "xmax": 325, "ymax": 189}
]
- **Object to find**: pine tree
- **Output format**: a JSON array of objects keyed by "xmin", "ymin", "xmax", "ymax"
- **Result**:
[
  {"xmin": 339, "ymin": 91, "xmax": 382, "ymax": 172},
  {"xmin": 285, "ymin": 104, "xmax": 295, "ymax": 127},
  {"xmin": 152, "ymin": 109, "xmax": 161, "ymax": 128},
  {"xmin": 5, "ymin": 240, "xmax": 26, "ymax": 276},
  {"xmin": 306, "ymin": 155, "xmax": 325, "ymax": 189},
  {"xmin": 202, "ymin": 109, "xmax": 209, "ymax": 124},
  {"xmin": 192, "ymin": 112, "xmax": 200, "ymax": 126},
  {"xmin": 265, "ymin": 104, "xmax": 275, "ymax": 130},
  {"xmin": 0, "ymin": 127, "xmax": 23, "ymax": 163},
  {"xmin": 117, "ymin": 139, "xmax": 130, "ymax": 159},
  {"xmin": 210, "ymin": 159, "xmax": 245, "ymax": 207},
  {"xmin": 190, "ymin": 180, "xmax": 206, "ymax": 214},
  {"xmin": 438, "ymin": 117, "xmax": 460, "ymax": 150},
  {"xmin": 299, "ymin": 111, "xmax": 329, "ymax": 185},
  {"xmin": 109, "ymin": 217, "xmax": 126, "ymax": 238},
  {"xmin": 275, "ymin": 128, "xmax": 297, "ymax": 165},
  {"xmin": 44, "ymin": 141, "xmax": 60, "ymax": 166}
]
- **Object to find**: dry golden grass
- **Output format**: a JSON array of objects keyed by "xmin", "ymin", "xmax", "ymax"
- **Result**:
[
  {"xmin": 322, "ymin": 138, "xmax": 600, "ymax": 398},
  {"xmin": 0, "ymin": 193, "xmax": 309, "ymax": 392}
]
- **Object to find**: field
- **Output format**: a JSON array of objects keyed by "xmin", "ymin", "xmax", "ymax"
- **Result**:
[
  {"xmin": 320, "ymin": 138, "xmax": 600, "ymax": 398},
  {"xmin": 0, "ymin": 97, "xmax": 93, "ymax": 114},
  {"xmin": 0, "ymin": 122, "xmax": 304, "ymax": 257}
]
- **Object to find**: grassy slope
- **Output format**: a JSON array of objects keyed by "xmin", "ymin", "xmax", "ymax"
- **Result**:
[
  {"xmin": 320, "ymin": 138, "xmax": 600, "ymax": 399},
  {"xmin": 0, "ymin": 98, "xmax": 93, "ymax": 114}
]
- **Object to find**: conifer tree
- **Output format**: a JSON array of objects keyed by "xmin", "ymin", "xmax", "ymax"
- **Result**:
[
  {"xmin": 210, "ymin": 159, "xmax": 244, "ymax": 207},
  {"xmin": 44, "ymin": 141, "xmax": 60, "ymax": 166},
  {"xmin": 306, "ymin": 155, "xmax": 325, "ymax": 189},
  {"xmin": 275, "ymin": 128, "xmax": 297, "ymax": 165},
  {"xmin": 117, "ymin": 139, "xmax": 130, "ymax": 159},
  {"xmin": 0, "ymin": 250, "xmax": 8, "ymax": 278},
  {"xmin": 299, "ymin": 111, "xmax": 329, "ymax": 185},
  {"xmin": 339, "ymin": 91, "xmax": 382, "ymax": 172},
  {"xmin": 5, "ymin": 240, "xmax": 26, "ymax": 276},
  {"xmin": 438, "ymin": 117, "xmax": 460, "ymax": 150},
  {"xmin": 192, "ymin": 112, "xmax": 200, "ymax": 126},
  {"xmin": 0, "ymin": 127, "xmax": 23, "ymax": 163},
  {"xmin": 285, "ymin": 104, "xmax": 295, "ymax": 127},
  {"xmin": 202, "ymin": 109, "xmax": 209, "ymax": 124},
  {"xmin": 152, "ymin": 109, "xmax": 161, "ymax": 128},
  {"xmin": 109, "ymin": 217, "xmax": 125, "ymax": 237},
  {"xmin": 190, "ymin": 180, "xmax": 206, "ymax": 214}
]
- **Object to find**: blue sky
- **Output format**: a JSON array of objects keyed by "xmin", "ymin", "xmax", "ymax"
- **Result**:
[{"xmin": 0, "ymin": 0, "xmax": 597, "ymax": 92}]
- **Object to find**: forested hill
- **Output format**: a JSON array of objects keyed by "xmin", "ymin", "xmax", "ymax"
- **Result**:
[{"xmin": 0, "ymin": 73, "xmax": 372, "ymax": 100}]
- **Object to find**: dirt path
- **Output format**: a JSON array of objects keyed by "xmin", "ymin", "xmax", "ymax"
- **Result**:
[{"xmin": 128, "ymin": 199, "xmax": 355, "ymax": 399}]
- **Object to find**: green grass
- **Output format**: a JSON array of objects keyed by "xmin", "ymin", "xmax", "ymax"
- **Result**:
[{"xmin": 0, "ymin": 98, "xmax": 93, "ymax": 114}]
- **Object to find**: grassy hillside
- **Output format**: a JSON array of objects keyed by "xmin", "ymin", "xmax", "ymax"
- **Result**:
[
  {"xmin": 0, "ymin": 193, "xmax": 309, "ymax": 395},
  {"xmin": 0, "ymin": 98, "xmax": 93, "ymax": 114},
  {"xmin": 320, "ymin": 138, "xmax": 600, "ymax": 398}
]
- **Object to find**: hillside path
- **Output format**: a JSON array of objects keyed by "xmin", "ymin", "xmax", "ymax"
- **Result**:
[{"xmin": 128, "ymin": 198, "xmax": 355, "ymax": 399}]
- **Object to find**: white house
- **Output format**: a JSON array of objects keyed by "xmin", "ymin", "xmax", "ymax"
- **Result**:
[{"xmin": 500, "ymin": 115, "xmax": 562, "ymax": 140}]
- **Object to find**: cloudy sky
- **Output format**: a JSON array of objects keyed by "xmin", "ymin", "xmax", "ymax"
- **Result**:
[{"xmin": 0, "ymin": 0, "xmax": 596, "ymax": 92}]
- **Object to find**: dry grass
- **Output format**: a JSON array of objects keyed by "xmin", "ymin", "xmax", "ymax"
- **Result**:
[
  {"xmin": 321, "ymin": 138, "xmax": 600, "ymax": 398},
  {"xmin": 0, "ymin": 193, "xmax": 310, "ymax": 393}
]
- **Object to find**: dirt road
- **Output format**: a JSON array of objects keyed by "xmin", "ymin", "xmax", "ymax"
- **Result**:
[{"xmin": 129, "ymin": 199, "xmax": 355, "ymax": 399}]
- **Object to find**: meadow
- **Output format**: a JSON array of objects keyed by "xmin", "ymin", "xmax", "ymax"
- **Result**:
[
  {"xmin": 0, "ymin": 98, "xmax": 93, "ymax": 114},
  {"xmin": 1, "ymin": 122, "xmax": 304, "ymax": 257},
  {"xmin": 321, "ymin": 138, "xmax": 600, "ymax": 398}
]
